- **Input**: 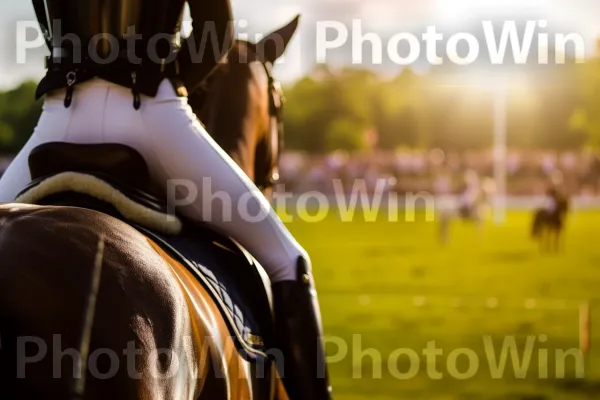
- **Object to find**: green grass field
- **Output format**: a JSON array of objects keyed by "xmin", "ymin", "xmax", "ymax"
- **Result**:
[{"xmin": 286, "ymin": 210, "xmax": 600, "ymax": 400}]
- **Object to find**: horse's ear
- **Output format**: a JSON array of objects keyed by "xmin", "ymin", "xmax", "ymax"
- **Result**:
[{"xmin": 256, "ymin": 15, "xmax": 300, "ymax": 64}]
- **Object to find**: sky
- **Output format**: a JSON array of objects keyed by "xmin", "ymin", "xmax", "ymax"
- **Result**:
[{"xmin": 1, "ymin": 0, "xmax": 600, "ymax": 90}]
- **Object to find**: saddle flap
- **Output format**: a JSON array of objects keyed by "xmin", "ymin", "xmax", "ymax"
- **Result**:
[{"xmin": 138, "ymin": 225, "xmax": 274, "ymax": 361}]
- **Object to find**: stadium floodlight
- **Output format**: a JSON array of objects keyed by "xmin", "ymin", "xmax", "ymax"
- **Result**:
[{"xmin": 492, "ymin": 77, "xmax": 508, "ymax": 225}]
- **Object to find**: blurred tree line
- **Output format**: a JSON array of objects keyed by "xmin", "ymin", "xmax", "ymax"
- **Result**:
[
  {"xmin": 283, "ymin": 62, "xmax": 596, "ymax": 153},
  {"xmin": 0, "ymin": 59, "xmax": 599, "ymax": 155},
  {"xmin": 0, "ymin": 81, "xmax": 43, "ymax": 155}
]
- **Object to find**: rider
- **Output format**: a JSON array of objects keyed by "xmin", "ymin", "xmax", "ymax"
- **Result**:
[
  {"xmin": 0, "ymin": 1, "xmax": 331, "ymax": 398},
  {"xmin": 457, "ymin": 169, "xmax": 480, "ymax": 217},
  {"xmin": 542, "ymin": 185, "xmax": 559, "ymax": 215}
]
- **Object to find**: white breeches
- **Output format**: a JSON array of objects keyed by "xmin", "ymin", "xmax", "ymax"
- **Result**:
[{"xmin": 0, "ymin": 78, "xmax": 306, "ymax": 282}]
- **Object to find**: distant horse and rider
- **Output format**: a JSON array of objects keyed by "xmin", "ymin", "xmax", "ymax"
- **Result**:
[
  {"xmin": 438, "ymin": 168, "xmax": 570, "ymax": 252},
  {"xmin": 0, "ymin": 17, "xmax": 327, "ymax": 400},
  {"xmin": 531, "ymin": 183, "xmax": 570, "ymax": 253},
  {"xmin": 438, "ymin": 169, "xmax": 496, "ymax": 245}
]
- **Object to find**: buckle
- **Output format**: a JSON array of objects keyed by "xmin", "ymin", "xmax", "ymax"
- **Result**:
[
  {"xmin": 159, "ymin": 54, "xmax": 180, "ymax": 74},
  {"xmin": 52, "ymin": 47, "xmax": 68, "ymax": 58}
]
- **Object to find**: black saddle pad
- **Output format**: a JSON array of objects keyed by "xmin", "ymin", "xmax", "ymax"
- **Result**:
[{"xmin": 134, "ymin": 223, "xmax": 274, "ymax": 361}]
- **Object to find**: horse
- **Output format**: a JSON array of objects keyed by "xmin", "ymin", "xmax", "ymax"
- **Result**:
[
  {"xmin": 0, "ymin": 16, "xmax": 299, "ymax": 400},
  {"xmin": 188, "ymin": 19, "xmax": 296, "ymax": 198},
  {"xmin": 531, "ymin": 190, "xmax": 570, "ymax": 253}
]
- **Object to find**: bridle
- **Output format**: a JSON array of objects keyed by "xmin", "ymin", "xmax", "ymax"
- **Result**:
[
  {"xmin": 257, "ymin": 60, "xmax": 285, "ymax": 191},
  {"xmin": 195, "ymin": 40, "xmax": 285, "ymax": 192}
]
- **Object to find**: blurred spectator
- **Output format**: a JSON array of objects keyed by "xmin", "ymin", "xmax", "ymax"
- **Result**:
[{"xmin": 274, "ymin": 148, "xmax": 600, "ymax": 197}]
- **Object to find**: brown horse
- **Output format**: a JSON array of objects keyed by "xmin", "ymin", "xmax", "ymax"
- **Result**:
[
  {"xmin": 0, "ymin": 17, "xmax": 299, "ymax": 400},
  {"xmin": 531, "ymin": 188, "xmax": 570, "ymax": 253},
  {"xmin": 189, "ymin": 17, "xmax": 299, "ymax": 197}
]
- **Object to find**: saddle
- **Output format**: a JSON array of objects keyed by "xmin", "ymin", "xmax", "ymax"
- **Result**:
[{"xmin": 15, "ymin": 142, "xmax": 274, "ymax": 362}]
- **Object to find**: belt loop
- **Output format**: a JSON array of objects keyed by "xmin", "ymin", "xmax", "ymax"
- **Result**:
[
  {"xmin": 64, "ymin": 71, "xmax": 77, "ymax": 108},
  {"xmin": 131, "ymin": 71, "xmax": 141, "ymax": 110}
]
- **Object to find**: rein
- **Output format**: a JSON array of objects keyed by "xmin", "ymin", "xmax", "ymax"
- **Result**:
[
  {"xmin": 258, "ymin": 60, "xmax": 285, "ymax": 190},
  {"xmin": 70, "ymin": 235, "xmax": 106, "ymax": 399}
]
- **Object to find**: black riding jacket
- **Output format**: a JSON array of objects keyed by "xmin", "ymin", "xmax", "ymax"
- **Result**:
[{"xmin": 31, "ymin": 0, "xmax": 233, "ymax": 106}]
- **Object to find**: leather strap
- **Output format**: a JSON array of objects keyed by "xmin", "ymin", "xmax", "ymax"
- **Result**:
[{"xmin": 32, "ymin": 0, "xmax": 52, "ymax": 49}]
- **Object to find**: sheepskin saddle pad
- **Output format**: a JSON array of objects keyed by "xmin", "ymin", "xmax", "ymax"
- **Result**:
[{"xmin": 15, "ymin": 142, "xmax": 181, "ymax": 235}]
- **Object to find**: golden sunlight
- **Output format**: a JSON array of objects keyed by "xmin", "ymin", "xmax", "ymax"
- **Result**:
[
  {"xmin": 434, "ymin": 68, "xmax": 536, "ymax": 110},
  {"xmin": 434, "ymin": 0, "xmax": 552, "ymax": 23}
]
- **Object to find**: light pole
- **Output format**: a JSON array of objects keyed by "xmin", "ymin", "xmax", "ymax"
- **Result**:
[
  {"xmin": 441, "ymin": 72, "xmax": 510, "ymax": 225},
  {"xmin": 492, "ymin": 78, "xmax": 508, "ymax": 225}
]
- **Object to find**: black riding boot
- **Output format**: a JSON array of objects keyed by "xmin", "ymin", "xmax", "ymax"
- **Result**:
[{"xmin": 271, "ymin": 256, "xmax": 333, "ymax": 400}]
